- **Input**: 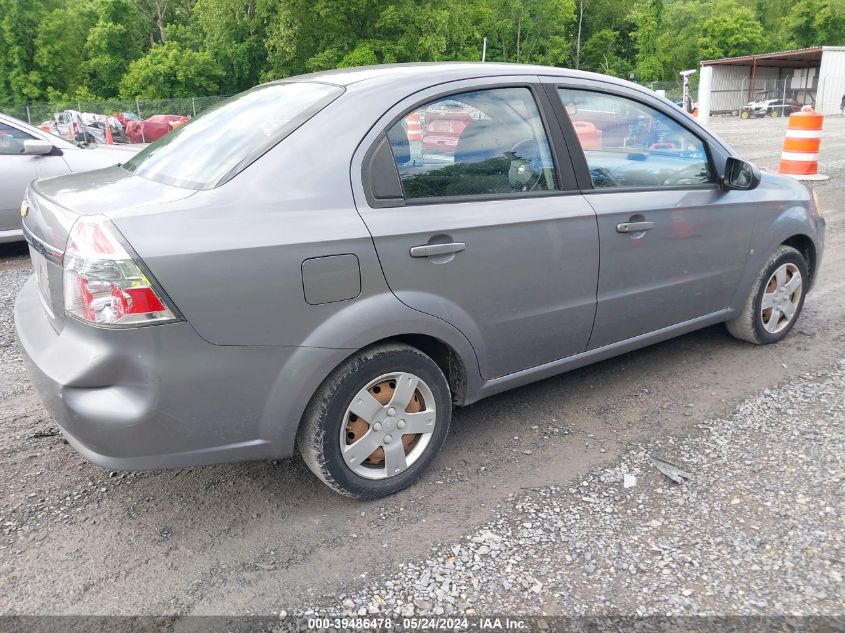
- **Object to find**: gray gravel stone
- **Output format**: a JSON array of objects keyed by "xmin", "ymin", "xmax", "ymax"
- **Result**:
[{"xmin": 308, "ymin": 362, "xmax": 845, "ymax": 617}]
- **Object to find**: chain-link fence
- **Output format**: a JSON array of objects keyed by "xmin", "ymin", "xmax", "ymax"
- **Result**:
[
  {"xmin": 4, "ymin": 95, "xmax": 230, "ymax": 130},
  {"xmin": 650, "ymin": 80, "xmax": 684, "ymax": 101}
]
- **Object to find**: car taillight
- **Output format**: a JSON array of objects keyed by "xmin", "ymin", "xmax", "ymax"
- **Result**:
[{"xmin": 63, "ymin": 215, "xmax": 179, "ymax": 327}]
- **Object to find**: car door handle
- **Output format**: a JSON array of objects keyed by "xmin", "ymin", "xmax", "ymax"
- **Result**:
[
  {"xmin": 410, "ymin": 242, "xmax": 466, "ymax": 258},
  {"xmin": 616, "ymin": 221, "xmax": 655, "ymax": 233}
]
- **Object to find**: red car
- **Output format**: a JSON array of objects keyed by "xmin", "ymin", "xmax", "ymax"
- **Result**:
[
  {"xmin": 124, "ymin": 114, "xmax": 190, "ymax": 143},
  {"xmin": 421, "ymin": 100, "xmax": 479, "ymax": 153}
]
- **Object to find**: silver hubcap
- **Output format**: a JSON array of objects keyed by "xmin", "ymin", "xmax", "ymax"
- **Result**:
[
  {"xmin": 340, "ymin": 372, "xmax": 436, "ymax": 480},
  {"xmin": 760, "ymin": 263, "xmax": 802, "ymax": 334}
]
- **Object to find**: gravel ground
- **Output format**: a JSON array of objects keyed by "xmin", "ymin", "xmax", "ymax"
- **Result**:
[
  {"xmin": 0, "ymin": 261, "xmax": 29, "ymax": 401},
  {"xmin": 306, "ymin": 362, "xmax": 845, "ymax": 619}
]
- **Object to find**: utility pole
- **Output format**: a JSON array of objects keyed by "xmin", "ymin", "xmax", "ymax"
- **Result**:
[
  {"xmin": 482, "ymin": 37, "xmax": 487, "ymax": 62},
  {"xmin": 576, "ymin": 0, "xmax": 585, "ymax": 69}
]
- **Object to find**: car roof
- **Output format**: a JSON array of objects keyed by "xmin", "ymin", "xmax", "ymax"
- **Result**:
[{"xmin": 278, "ymin": 61, "xmax": 634, "ymax": 91}]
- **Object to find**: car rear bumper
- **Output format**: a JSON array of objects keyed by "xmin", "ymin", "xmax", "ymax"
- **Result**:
[{"xmin": 15, "ymin": 276, "xmax": 344, "ymax": 470}]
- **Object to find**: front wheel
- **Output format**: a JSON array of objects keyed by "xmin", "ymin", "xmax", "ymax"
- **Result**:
[
  {"xmin": 297, "ymin": 343, "xmax": 452, "ymax": 498},
  {"xmin": 726, "ymin": 245, "xmax": 808, "ymax": 344}
]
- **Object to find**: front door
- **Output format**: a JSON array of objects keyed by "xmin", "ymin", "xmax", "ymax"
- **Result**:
[
  {"xmin": 549, "ymin": 86, "xmax": 755, "ymax": 349},
  {"xmin": 356, "ymin": 84, "xmax": 599, "ymax": 379},
  {"xmin": 0, "ymin": 121, "xmax": 69, "ymax": 234}
]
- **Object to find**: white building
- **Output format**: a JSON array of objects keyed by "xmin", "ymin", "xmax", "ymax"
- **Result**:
[{"xmin": 700, "ymin": 46, "xmax": 845, "ymax": 116}]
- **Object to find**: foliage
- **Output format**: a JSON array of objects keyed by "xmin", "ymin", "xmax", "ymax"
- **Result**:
[
  {"xmin": 697, "ymin": 0, "xmax": 765, "ymax": 60},
  {"xmin": 582, "ymin": 28, "xmax": 632, "ymax": 78},
  {"xmin": 779, "ymin": 0, "xmax": 845, "ymax": 49},
  {"xmin": 119, "ymin": 41, "xmax": 223, "ymax": 97},
  {"xmin": 0, "ymin": 0, "xmax": 843, "ymax": 107}
]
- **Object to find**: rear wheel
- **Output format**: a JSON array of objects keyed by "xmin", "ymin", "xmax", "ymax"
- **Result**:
[
  {"xmin": 297, "ymin": 343, "xmax": 451, "ymax": 498},
  {"xmin": 726, "ymin": 245, "xmax": 808, "ymax": 344}
]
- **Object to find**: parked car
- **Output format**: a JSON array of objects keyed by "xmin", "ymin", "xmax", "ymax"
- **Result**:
[
  {"xmin": 420, "ymin": 100, "xmax": 480, "ymax": 153},
  {"xmin": 124, "ymin": 114, "xmax": 189, "ymax": 143},
  {"xmin": 0, "ymin": 112, "xmax": 138, "ymax": 243},
  {"xmin": 740, "ymin": 98, "xmax": 800, "ymax": 119},
  {"xmin": 16, "ymin": 64, "xmax": 824, "ymax": 499}
]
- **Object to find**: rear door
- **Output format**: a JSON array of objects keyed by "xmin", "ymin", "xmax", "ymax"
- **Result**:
[
  {"xmin": 542, "ymin": 78, "xmax": 755, "ymax": 349},
  {"xmin": 352, "ymin": 78, "xmax": 599, "ymax": 380}
]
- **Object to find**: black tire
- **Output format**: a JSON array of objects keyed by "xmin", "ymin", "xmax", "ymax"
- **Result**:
[
  {"xmin": 726, "ymin": 245, "xmax": 809, "ymax": 345},
  {"xmin": 297, "ymin": 343, "xmax": 451, "ymax": 499}
]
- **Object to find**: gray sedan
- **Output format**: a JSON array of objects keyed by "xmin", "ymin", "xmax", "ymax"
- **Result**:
[
  {"xmin": 0, "ymin": 112, "xmax": 138, "ymax": 243},
  {"xmin": 15, "ymin": 63, "xmax": 825, "ymax": 498}
]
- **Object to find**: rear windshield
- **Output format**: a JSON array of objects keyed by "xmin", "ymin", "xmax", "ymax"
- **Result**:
[{"xmin": 122, "ymin": 82, "xmax": 343, "ymax": 190}]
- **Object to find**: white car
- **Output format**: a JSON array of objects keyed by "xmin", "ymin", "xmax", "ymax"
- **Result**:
[{"xmin": 0, "ymin": 112, "xmax": 139, "ymax": 243}]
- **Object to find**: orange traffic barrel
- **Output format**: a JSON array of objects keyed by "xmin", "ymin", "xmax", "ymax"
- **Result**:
[
  {"xmin": 778, "ymin": 106, "xmax": 828, "ymax": 180},
  {"xmin": 406, "ymin": 113, "xmax": 422, "ymax": 142}
]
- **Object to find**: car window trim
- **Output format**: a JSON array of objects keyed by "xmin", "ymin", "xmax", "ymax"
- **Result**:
[
  {"xmin": 541, "ymin": 81, "xmax": 721, "ymax": 194},
  {"xmin": 404, "ymin": 187, "xmax": 583, "ymax": 207},
  {"xmin": 361, "ymin": 81, "xmax": 580, "ymax": 209}
]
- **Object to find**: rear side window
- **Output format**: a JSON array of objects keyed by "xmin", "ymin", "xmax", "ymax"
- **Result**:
[
  {"xmin": 386, "ymin": 87, "xmax": 558, "ymax": 200},
  {"xmin": 123, "ymin": 82, "xmax": 343, "ymax": 190},
  {"xmin": 558, "ymin": 89, "xmax": 714, "ymax": 189},
  {"xmin": 0, "ymin": 122, "xmax": 34, "ymax": 155}
]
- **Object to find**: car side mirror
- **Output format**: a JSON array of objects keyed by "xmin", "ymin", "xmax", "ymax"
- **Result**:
[
  {"xmin": 722, "ymin": 156, "xmax": 761, "ymax": 191},
  {"xmin": 23, "ymin": 139, "xmax": 54, "ymax": 155}
]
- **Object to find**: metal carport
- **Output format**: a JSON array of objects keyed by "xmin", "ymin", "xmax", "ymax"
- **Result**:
[{"xmin": 701, "ymin": 47, "xmax": 845, "ymax": 116}]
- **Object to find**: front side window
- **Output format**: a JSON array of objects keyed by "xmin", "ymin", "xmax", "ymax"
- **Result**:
[
  {"xmin": 0, "ymin": 122, "xmax": 34, "ymax": 155},
  {"xmin": 123, "ymin": 82, "xmax": 343, "ymax": 190},
  {"xmin": 558, "ymin": 89, "xmax": 713, "ymax": 189},
  {"xmin": 387, "ymin": 87, "xmax": 558, "ymax": 200}
]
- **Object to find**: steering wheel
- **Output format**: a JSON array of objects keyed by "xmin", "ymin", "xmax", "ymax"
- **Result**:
[
  {"xmin": 507, "ymin": 138, "xmax": 544, "ymax": 191},
  {"xmin": 662, "ymin": 163, "xmax": 710, "ymax": 186}
]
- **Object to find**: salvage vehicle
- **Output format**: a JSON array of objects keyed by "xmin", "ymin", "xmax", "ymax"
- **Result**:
[
  {"xmin": 0, "ymin": 112, "xmax": 138, "ymax": 243},
  {"xmin": 16, "ymin": 63, "xmax": 825, "ymax": 498},
  {"xmin": 48, "ymin": 110, "xmax": 125, "ymax": 144},
  {"xmin": 123, "ymin": 114, "xmax": 189, "ymax": 143}
]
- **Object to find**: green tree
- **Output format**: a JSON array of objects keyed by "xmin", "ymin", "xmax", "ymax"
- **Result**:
[
  {"xmin": 698, "ymin": 0, "xmax": 765, "ymax": 59},
  {"xmin": 32, "ymin": 5, "xmax": 97, "ymax": 98},
  {"xmin": 658, "ymin": 0, "xmax": 706, "ymax": 79},
  {"xmin": 119, "ymin": 41, "xmax": 223, "ymax": 97},
  {"xmin": 630, "ymin": 0, "xmax": 663, "ymax": 83},
  {"xmin": 779, "ymin": 0, "xmax": 845, "ymax": 48},
  {"xmin": 192, "ymin": 0, "xmax": 266, "ymax": 92},
  {"xmin": 0, "ymin": 0, "xmax": 57, "ymax": 103},
  {"xmin": 582, "ymin": 28, "xmax": 632, "ymax": 77},
  {"xmin": 82, "ymin": 0, "xmax": 147, "ymax": 97}
]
